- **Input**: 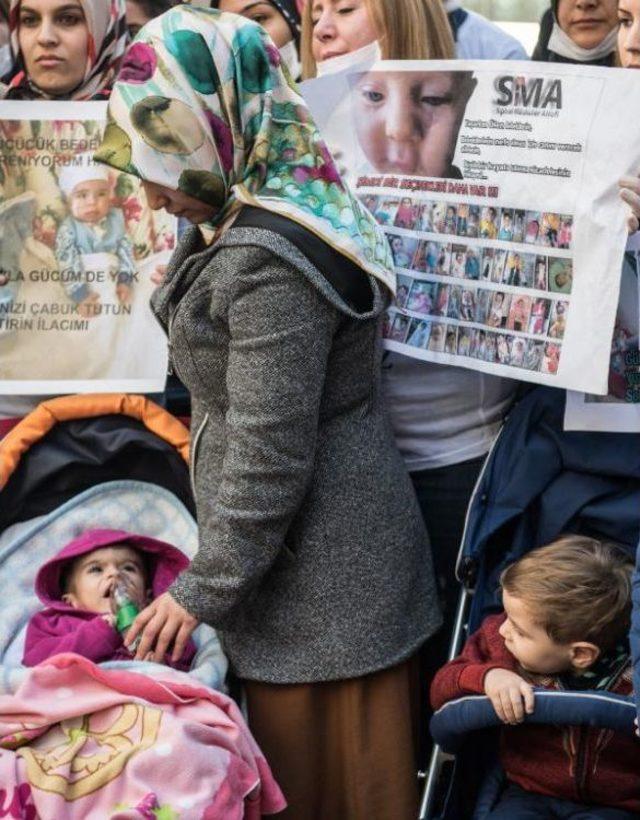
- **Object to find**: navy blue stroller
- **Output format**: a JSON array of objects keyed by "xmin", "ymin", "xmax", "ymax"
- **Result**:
[{"xmin": 419, "ymin": 386, "xmax": 640, "ymax": 820}]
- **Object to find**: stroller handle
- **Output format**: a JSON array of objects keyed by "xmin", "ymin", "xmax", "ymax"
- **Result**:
[{"xmin": 431, "ymin": 689, "xmax": 636, "ymax": 753}]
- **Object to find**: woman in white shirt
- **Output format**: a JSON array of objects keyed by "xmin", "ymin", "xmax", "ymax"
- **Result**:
[{"xmin": 301, "ymin": 0, "xmax": 519, "ymax": 672}]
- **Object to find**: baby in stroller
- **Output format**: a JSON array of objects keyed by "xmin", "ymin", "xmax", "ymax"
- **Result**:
[
  {"xmin": 431, "ymin": 535, "xmax": 638, "ymax": 819},
  {"xmin": 22, "ymin": 528, "xmax": 196, "ymax": 670}
]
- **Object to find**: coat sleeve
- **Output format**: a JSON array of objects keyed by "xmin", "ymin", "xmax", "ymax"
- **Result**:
[
  {"xmin": 22, "ymin": 611, "xmax": 123, "ymax": 666},
  {"xmin": 430, "ymin": 614, "xmax": 516, "ymax": 711},
  {"xmin": 169, "ymin": 248, "xmax": 341, "ymax": 625}
]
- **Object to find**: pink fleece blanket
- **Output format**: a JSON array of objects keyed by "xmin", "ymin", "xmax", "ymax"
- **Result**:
[{"xmin": 0, "ymin": 654, "xmax": 286, "ymax": 819}]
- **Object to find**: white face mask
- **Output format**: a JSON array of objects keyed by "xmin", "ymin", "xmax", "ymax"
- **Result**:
[
  {"xmin": 315, "ymin": 39, "xmax": 382, "ymax": 77},
  {"xmin": 279, "ymin": 38, "xmax": 302, "ymax": 81}
]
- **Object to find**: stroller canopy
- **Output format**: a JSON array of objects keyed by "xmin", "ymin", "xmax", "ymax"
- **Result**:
[
  {"xmin": 459, "ymin": 386, "xmax": 640, "ymax": 630},
  {"xmin": 0, "ymin": 394, "xmax": 193, "ymax": 531}
]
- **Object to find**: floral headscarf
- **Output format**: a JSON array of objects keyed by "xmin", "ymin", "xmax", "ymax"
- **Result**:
[
  {"xmin": 4, "ymin": 0, "xmax": 128, "ymax": 100},
  {"xmin": 94, "ymin": 6, "xmax": 395, "ymax": 293}
]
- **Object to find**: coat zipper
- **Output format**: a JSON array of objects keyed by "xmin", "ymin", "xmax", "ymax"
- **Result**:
[
  {"xmin": 166, "ymin": 309, "xmax": 176, "ymax": 377},
  {"xmin": 189, "ymin": 412, "xmax": 210, "ymax": 496}
]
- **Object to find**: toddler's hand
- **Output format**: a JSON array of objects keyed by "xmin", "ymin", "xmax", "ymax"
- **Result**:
[
  {"xmin": 76, "ymin": 292, "xmax": 100, "ymax": 319},
  {"xmin": 116, "ymin": 283, "xmax": 132, "ymax": 305},
  {"xmin": 484, "ymin": 668, "xmax": 535, "ymax": 725},
  {"xmin": 619, "ymin": 173, "xmax": 640, "ymax": 233},
  {"xmin": 101, "ymin": 613, "xmax": 115, "ymax": 627}
]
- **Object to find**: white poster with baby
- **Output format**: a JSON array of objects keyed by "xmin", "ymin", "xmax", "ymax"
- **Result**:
[
  {"xmin": 0, "ymin": 101, "xmax": 175, "ymax": 394},
  {"xmin": 302, "ymin": 60, "xmax": 640, "ymax": 393}
]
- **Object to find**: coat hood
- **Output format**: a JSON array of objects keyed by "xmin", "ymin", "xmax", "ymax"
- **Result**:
[{"xmin": 35, "ymin": 528, "xmax": 190, "ymax": 606}]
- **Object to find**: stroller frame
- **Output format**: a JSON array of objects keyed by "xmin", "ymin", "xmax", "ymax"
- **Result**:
[{"xmin": 417, "ymin": 384, "xmax": 640, "ymax": 819}]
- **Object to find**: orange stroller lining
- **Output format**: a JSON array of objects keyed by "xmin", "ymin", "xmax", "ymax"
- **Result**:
[{"xmin": 0, "ymin": 394, "xmax": 189, "ymax": 490}]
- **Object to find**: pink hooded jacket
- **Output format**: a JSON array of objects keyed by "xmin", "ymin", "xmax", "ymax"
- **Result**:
[{"xmin": 23, "ymin": 529, "xmax": 197, "ymax": 671}]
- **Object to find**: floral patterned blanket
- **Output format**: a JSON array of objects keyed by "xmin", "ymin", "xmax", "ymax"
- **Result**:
[{"xmin": 0, "ymin": 654, "xmax": 285, "ymax": 819}]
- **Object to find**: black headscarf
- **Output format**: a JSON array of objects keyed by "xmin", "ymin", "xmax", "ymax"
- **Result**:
[
  {"xmin": 207, "ymin": 0, "xmax": 300, "ymax": 44},
  {"xmin": 532, "ymin": 1, "xmax": 617, "ymax": 65}
]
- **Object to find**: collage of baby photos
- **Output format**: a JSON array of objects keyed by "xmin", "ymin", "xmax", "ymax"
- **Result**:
[
  {"xmin": 370, "ymin": 193, "xmax": 574, "ymax": 377},
  {"xmin": 385, "ymin": 312, "xmax": 562, "ymax": 374},
  {"xmin": 366, "ymin": 195, "xmax": 573, "ymax": 251}
]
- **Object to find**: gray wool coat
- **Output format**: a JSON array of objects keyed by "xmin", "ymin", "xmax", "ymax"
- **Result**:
[{"xmin": 152, "ymin": 223, "xmax": 441, "ymax": 684}]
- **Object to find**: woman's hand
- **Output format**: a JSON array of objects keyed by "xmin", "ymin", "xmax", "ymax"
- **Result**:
[
  {"xmin": 619, "ymin": 173, "xmax": 640, "ymax": 233},
  {"xmin": 125, "ymin": 591, "xmax": 198, "ymax": 663}
]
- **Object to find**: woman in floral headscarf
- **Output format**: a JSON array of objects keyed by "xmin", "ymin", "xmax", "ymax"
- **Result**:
[
  {"xmin": 95, "ymin": 7, "xmax": 441, "ymax": 819},
  {"xmin": 1, "ymin": 0, "xmax": 127, "ymax": 99}
]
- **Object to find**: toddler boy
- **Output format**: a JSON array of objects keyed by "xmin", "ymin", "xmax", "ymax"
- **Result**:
[
  {"xmin": 431, "ymin": 535, "xmax": 638, "ymax": 818},
  {"xmin": 23, "ymin": 529, "xmax": 196, "ymax": 671}
]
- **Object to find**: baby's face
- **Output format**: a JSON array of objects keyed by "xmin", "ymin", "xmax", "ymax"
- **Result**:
[
  {"xmin": 353, "ymin": 71, "xmax": 474, "ymax": 177},
  {"xmin": 63, "ymin": 545, "xmax": 147, "ymax": 614},
  {"xmin": 70, "ymin": 180, "xmax": 111, "ymax": 224},
  {"xmin": 499, "ymin": 590, "xmax": 572, "ymax": 674}
]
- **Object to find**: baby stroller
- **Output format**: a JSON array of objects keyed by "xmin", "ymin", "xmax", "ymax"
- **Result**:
[
  {"xmin": 419, "ymin": 386, "xmax": 640, "ymax": 820},
  {"xmin": 0, "ymin": 392, "xmax": 229, "ymax": 692},
  {"xmin": 0, "ymin": 395, "xmax": 292, "ymax": 818}
]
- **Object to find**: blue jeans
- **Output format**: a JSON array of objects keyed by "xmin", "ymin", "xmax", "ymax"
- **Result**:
[{"xmin": 487, "ymin": 783, "xmax": 639, "ymax": 819}]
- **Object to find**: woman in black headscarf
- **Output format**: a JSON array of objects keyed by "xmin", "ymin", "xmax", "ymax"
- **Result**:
[
  {"xmin": 532, "ymin": 0, "xmax": 618, "ymax": 64},
  {"xmin": 197, "ymin": 0, "xmax": 301, "ymax": 78}
]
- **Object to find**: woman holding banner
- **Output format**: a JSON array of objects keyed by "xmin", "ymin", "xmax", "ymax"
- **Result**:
[
  {"xmin": 301, "ymin": 0, "xmax": 455, "ymax": 76},
  {"xmin": 0, "ymin": 0, "xmax": 178, "ymax": 422},
  {"xmin": 1, "ymin": 0, "xmax": 127, "ymax": 100},
  {"xmin": 95, "ymin": 8, "xmax": 441, "ymax": 819},
  {"xmin": 301, "ymin": 0, "xmax": 519, "ymax": 679},
  {"xmin": 0, "ymin": 0, "xmax": 128, "ymax": 422}
]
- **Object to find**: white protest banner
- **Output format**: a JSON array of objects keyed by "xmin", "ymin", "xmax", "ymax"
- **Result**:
[
  {"xmin": 565, "ymin": 233, "xmax": 640, "ymax": 431},
  {"xmin": 302, "ymin": 61, "xmax": 638, "ymax": 392},
  {"xmin": 0, "ymin": 101, "xmax": 175, "ymax": 394}
]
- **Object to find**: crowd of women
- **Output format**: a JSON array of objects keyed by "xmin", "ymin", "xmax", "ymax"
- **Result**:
[{"xmin": 1, "ymin": 0, "xmax": 640, "ymax": 817}]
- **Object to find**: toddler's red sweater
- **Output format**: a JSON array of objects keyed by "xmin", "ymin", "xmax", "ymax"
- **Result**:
[{"xmin": 431, "ymin": 614, "xmax": 639, "ymax": 811}]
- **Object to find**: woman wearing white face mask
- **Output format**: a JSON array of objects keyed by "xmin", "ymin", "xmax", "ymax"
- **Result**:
[
  {"xmin": 200, "ymin": 0, "xmax": 302, "ymax": 79},
  {"xmin": 301, "ymin": 0, "xmax": 455, "ymax": 77},
  {"xmin": 301, "ymin": 0, "xmax": 520, "ymax": 697},
  {"xmin": 533, "ymin": 0, "xmax": 619, "ymax": 65}
]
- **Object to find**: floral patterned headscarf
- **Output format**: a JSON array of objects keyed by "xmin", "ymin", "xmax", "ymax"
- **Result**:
[
  {"xmin": 4, "ymin": 0, "xmax": 127, "ymax": 100},
  {"xmin": 94, "ymin": 6, "xmax": 395, "ymax": 292}
]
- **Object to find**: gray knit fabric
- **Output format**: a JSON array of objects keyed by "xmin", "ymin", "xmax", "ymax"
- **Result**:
[{"xmin": 151, "ymin": 225, "xmax": 441, "ymax": 684}]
